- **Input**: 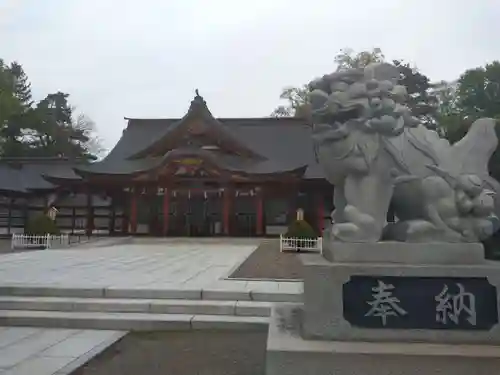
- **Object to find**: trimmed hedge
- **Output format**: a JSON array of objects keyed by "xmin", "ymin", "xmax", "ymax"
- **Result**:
[
  {"xmin": 25, "ymin": 214, "xmax": 60, "ymax": 236},
  {"xmin": 285, "ymin": 219, "xmax": 317, "ymax": 239}
]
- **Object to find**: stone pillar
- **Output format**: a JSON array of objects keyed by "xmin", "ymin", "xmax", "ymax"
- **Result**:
[{"xmin": 163, "ymin": 188, "xmax": 169, "ymax": 236}]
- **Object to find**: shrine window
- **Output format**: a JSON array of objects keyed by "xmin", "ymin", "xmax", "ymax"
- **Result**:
[{"xmin": 265, "ymin": 198, "xmax": 290, "ymax": 225}]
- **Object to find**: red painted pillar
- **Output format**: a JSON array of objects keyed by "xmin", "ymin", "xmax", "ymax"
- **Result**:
[
  {"xmin": 122, "ymin": 191, "xmax": 129, "ymax": 234},
  {"xmin": 163, "ymin": 188, "xmax": 169, "ymax": 236},
  {"xmin": 130, "ymin": 187, "xmax": 138, "ymax": 234},
  {"xmin": 317, "ymin": 192, "xmax": 324, "ymax": 235},
  {"xmin": 85, "ymin": 188, "xmax": 93, "ymax": 237},
  {"xmin": 223, "ymin": 187, "xmax": 231, "ymax": 236},
  {"xmin": 256, "ymin": 188, "xmax": 264, "ymax": 236}
]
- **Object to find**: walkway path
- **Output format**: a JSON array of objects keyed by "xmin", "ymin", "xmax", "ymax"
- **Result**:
[
  {"xmin": 0, "ymin": 327, "xmax": 124, "ymax": 375},
  {"xmin": 0, "ymin": 239, "xmax": 302, "ymax": 296},
  {"xmin": 0, "ymin": 239, "xmax": 302, "ymax": 373}
]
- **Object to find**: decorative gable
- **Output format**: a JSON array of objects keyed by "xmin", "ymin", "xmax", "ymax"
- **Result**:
[
  {"xmin": 133, "ymin": 156, "xmax": 223, "ymax": 181},
  {"xmin": 130, "ymin": 91, "xmax": 264, "ymax": 161},
  {"xmin": 171, "ymin": 158, "xmax": 220, "ymax": 177}
]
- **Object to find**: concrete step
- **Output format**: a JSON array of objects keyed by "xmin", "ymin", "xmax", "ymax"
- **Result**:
[
  {"xmin": 0, "ymin": 310, "xmax": 269, "ymax": 331},
  {"xmin": 0, "ymin": 285, "xmax": 302, "ymax": 303},
  {"xmin": 0, "ymin": 296, "xmax": 271, "ymax": 317}
]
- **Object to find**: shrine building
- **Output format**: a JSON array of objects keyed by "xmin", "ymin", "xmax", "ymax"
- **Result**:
[{"xmin": 0, "ymin": 93, "xmax": 333, "ymax": 237}]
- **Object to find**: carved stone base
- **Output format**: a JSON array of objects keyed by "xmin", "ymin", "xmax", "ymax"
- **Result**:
[
  {"xmin": 301, "ymin": 243, "xmax": 500, "ymax": 344},
  {"xmin": 266, "ymin": 304, "xmax": 500, "ymax": 375},
  {"xmin": 322, "ymin": 241, "xmax": 486, "ymax": 265}
]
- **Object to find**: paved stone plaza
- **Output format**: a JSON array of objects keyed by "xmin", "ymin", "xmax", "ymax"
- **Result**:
[
  {"xmin": 0, "ymin": 239, "xmax": 303, "ymax": 299},
  {"xmin": 0, "ymin": 239, "xmax": 302, "ymax": 373},
  {"xmin": 0, "ymin": 327, "xmax": 124, "ymax": 375},
  {"xmin": 0, "ymin": 239, "xmax": 273, "ymax": 289}
]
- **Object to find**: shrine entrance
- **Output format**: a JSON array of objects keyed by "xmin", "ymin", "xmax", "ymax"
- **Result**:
[
  {"xmin": 231, "ymin": 192, "xmax": 257, "ymax": 237},
  {"xmin": 168, "ymin": 189, "xmax": 224, "ymax": 236}
]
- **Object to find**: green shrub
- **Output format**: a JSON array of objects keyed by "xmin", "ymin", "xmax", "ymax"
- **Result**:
[
  {"xmin": 25, "ymin": 214, "xmax": 60, "ymax": 236},
  {"xmin": 285, "ymin": 219, "xmax": 317, "ymax": 239}
]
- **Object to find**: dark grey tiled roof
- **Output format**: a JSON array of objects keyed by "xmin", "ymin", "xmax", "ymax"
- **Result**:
[
  {"xmin": 104, "ymin": 119, "xmax": 177, "ymax": 162},
  {"xmin": 84, "ymin": 116, "xmax": 325, "ymax": 179},
  {"xmin": 165, "ymin": 148, "xmax": 306, "ymax": 174},
  {"xmin": 0, "ymin": 159, "xmax": 85, "ymax": 193},
  {"xmin": 220, "ymin": 119, "xmax": 322, "ymax": 178},
  {"xmin": 76, "ymin": 156, "xmax": 165, "ymax": 175},
  {"xmin": 0, "ymin": 165, "xmax": 27, "ymax": 192}
]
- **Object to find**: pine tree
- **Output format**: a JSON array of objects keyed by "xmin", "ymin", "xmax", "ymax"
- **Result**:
[
  {"xmin": 8, "ymin": 62, "xmax": 33, "ymax": 109},
  {"xmin": 0, "ymin": 60, "xmax": 27, "ymax": 156},
  {"xmin": 31, "ymin": 92, "xmax": 98, "ymax": 160},
  {"xmin": 0, "ymin": 58, "xmax": 102, "ymax": 159}
]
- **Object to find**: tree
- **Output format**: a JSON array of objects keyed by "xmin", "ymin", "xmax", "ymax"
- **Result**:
[
  {"xmin": 449, "ymin": 61, "xmax": 500, "ymax": 258},
  {"xmin": 334, "ymin": 47, "xmax": 385, "ymax": 71},
  {"xmin": 27, "ymin": 92, "xmax": 101, "ymax": 160},
  {"xmin": 432, "ymin": 80, "xmax": 464, "ymax": 141},
  {"xmin": 455, "ymin": 61, "xmax": 500, "ymax": 120},
  {"xmin": 442, "ymin": 62, "xmax": 500, "ymax": 180},
  {"xmin": 271, "ymin": 48, "xmax": 385, "ymax": 118},
  {"xmin": 8, "ymin": 62, "xmax": 33, "ymax": 109},
  {"xmin": 436, "ymin": 62, "xmax": 500, "ymax": 145},
  {"xmin": 0, "ymin": 58, "xmax": 103, "ymax": 160},
  {"xmin": 73, "ymin": 114, "xmax": 105, "ymax": 159},
  {"xmin": 394, "ymin": 60, "xmax": 439, "ymax": 129},
  {"xmin": 271, "ymin": 85, "xmax": 311, "ymax": 118},
  {"xmin": 271, "ymin": 48, "xmax": 438, "ymax": 125},
  {"xmin": 0, "ymin": 60, "xmax": 31, "ymax": 156}
]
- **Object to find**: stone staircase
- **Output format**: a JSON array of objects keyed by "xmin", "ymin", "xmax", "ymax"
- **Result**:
[{"xmin": 0, "ymin": 284, "xmax": 302, "ymax": 331}]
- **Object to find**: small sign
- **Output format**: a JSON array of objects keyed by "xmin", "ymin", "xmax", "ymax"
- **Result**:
[
  {"xmin": 296, "ymin": 209, "xmax": 304, "ymax": 221},
  {"xmin": 47, "ymin": 206, "xmax": 59, "ymax": 221},
  {"xmin": 177, "ymin": 158, "xmax": 203, "ymax": 166},
  {"xmin": 343, "ymin": 276, "xmax": 498, "ymax": 330}
]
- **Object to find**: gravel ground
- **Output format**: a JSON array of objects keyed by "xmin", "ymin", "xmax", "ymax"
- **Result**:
[
  {"xmin": 72, "ymin": 330, "xmax": 268, "ymax": 375},
  {"xmin": 0, "ymin": 239, "xmax": 12, "ymax": 253},
  {"xmin": 229, "ymin": 239, "xmax": 303, "ymax": 280}
]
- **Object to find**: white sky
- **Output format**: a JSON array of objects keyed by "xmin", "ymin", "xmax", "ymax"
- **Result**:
[{"xmin": 1, "ymin": 0, "xmax": 499, "ymax": 151}]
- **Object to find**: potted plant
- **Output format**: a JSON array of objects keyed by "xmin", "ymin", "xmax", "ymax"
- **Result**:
[
  {"xmin": 284, "ymin": 219, "xmax": 317, "ymax": 251},
  {"xmin": 24, "ymin": 213, "xmax": 61, "ymax": 249}
]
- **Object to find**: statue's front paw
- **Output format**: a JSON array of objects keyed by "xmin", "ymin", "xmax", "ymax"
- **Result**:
[
  {"xmin": 331, "ymin": 222, "xmax": 362, "ymax": 241},
  {"xmin": 331, "ymin": 205, "xmax": 380, "ymax": 242}
]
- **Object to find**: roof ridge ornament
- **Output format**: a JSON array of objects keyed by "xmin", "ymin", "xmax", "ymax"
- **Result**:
[{"xmin": 191, "ymin": 88, "xmax": 206, "ymax": 107}]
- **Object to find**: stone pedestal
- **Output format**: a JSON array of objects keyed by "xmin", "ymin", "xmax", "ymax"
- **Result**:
[
  {"xmin": 266, "ymin": 304, "xmax": 500, "ymax": 375},
  {"xmin": 265, "ymin": 241, "xmax": 500, "ymax": 374}
]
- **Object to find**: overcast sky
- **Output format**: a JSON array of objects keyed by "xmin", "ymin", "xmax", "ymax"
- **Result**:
[{"xmin": 1, "ymin": 0, "xmax": 499, "ymax": 151}]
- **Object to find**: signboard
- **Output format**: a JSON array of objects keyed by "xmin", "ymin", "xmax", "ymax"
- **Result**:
[
  {"xmin": 176, "ymin": 158, "xmax": 203, "ymax": 166},
  {"xmin": 343, "ymin": 276, "xmax": 498, "ymax": 330}
]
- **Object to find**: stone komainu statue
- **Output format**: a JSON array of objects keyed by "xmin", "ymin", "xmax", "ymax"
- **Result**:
[{"xmin": 310, "ymin": 63, "xmax": 500, "ymax": 243}]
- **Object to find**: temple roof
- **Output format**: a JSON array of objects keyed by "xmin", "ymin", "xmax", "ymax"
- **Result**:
[
  {"xmin": 77, "ymin": 146, "xmax": 307, "ymax": 176},
  {"xmin": 79, "ymin": 93, "xmax": 324, "ymax": 179},
  {"xmin": 0, "ymin": 158, "xmax": 84, "ymax": 193},
  {"xmin": 0, "ymin": 94, "xmax": 325, "ymax": 193}
]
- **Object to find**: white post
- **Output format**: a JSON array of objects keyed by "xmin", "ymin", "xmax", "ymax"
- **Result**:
[
  {"xmin": 45, "ymin": 234, "xmax": 51, "ymax": 249},
  {"xmin": 279, "ymin": 234, "xmax": 283, "ymax": 252},
  {"xmin": 11, "ymin": 234, "xmax": 15, "ymax": 250}
]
